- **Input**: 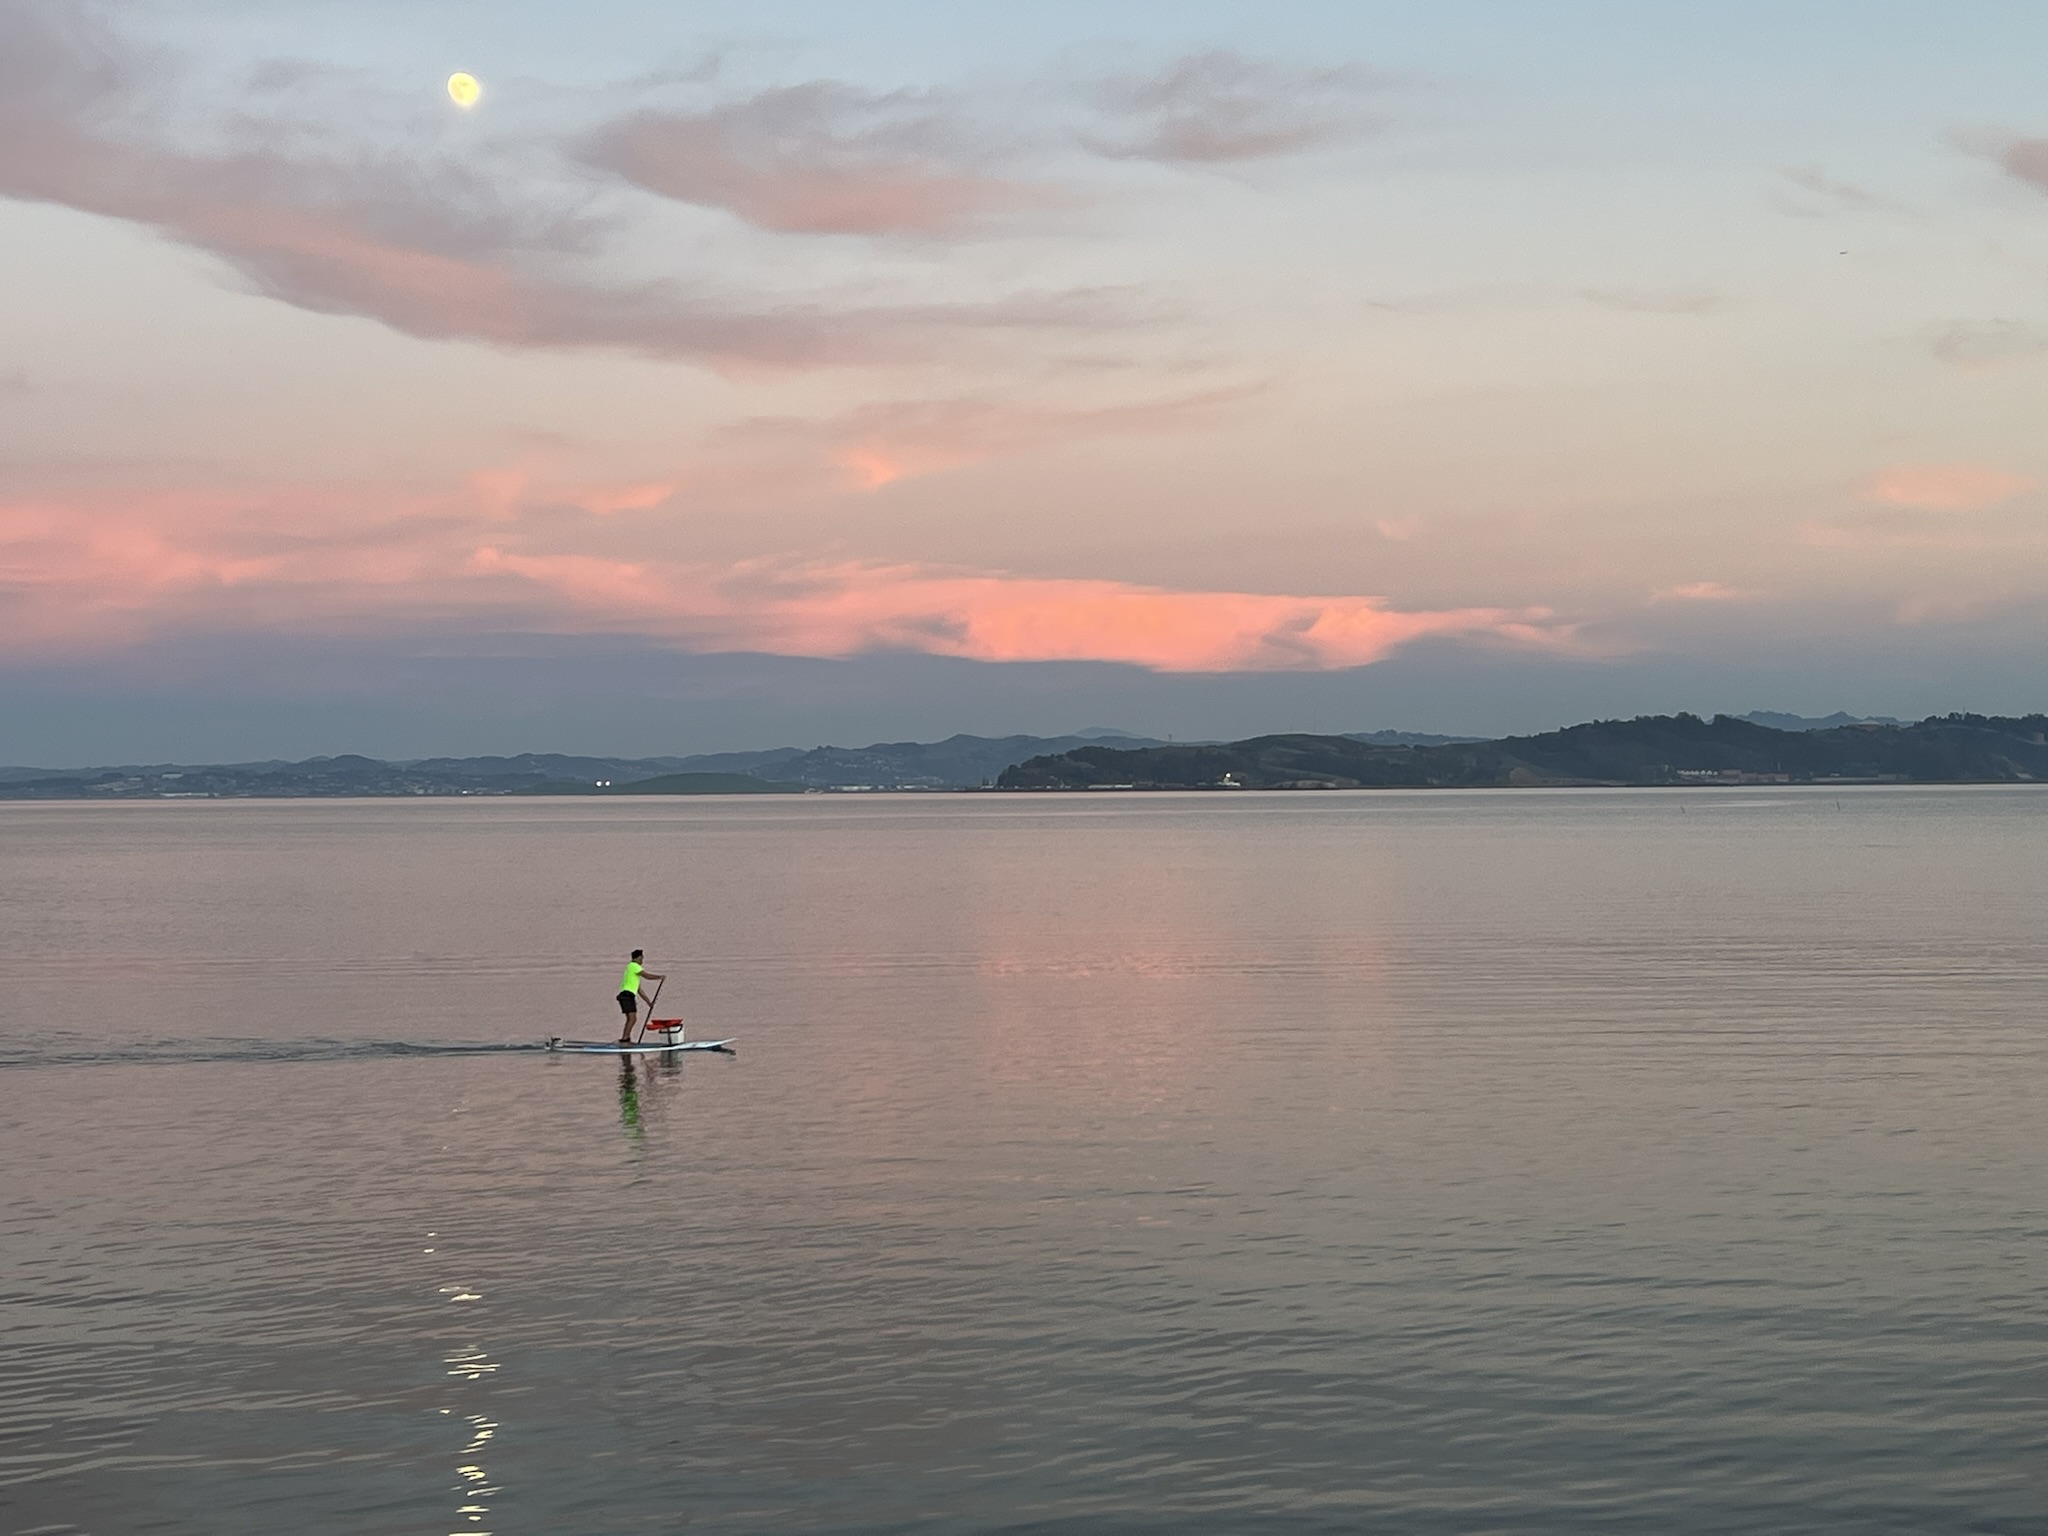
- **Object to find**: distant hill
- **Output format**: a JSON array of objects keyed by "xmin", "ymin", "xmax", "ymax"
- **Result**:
[
  {"xmin": 1343, "ymin": 729, "xmax": 1486, "ymax": 746},
  {"xmin": 659, "ymin": 732, "xmax": 1169, "ymax": 789},
  {"xmin": 1737, "ymin": 711, "xmax": 1904, "ymax": 732},
  {"xmin": 13, "ymin": 716, "xmax": 2043, "ymax": 799},
  {"xmin": 0, "ymin": 753, "xmax": 692, "ymax": 800},
  {"xmin": 403, "ymin": 752, "xmax": 695, "ymax": 781},
  {"xmin": 997, "ymin": 713, "xmax": 2048, "ymax": 790},
  {"xmin": 0, "ymin": 731, "xmax": 1163, "ymax": 798},
  {"xmin": 526, "ymin": 772, "xmax": 801, "ymax": 796}
]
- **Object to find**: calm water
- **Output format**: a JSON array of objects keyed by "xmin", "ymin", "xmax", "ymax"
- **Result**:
[{"xmin": 1, "ymin": 789, "xmax": 2044, "ymax": 1535}]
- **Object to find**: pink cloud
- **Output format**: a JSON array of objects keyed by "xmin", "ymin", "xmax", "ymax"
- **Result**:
[
  {"xmin": 572, "ymin": 481, "xmax": 679, "ymax": 514},
  {"xmin": 585, "ymin": 58, "xmax": 1379, "ymax": 234},
  {"xmin": 480, "ymin": 551, "xmax": 1569, "ymax": 671},
  {"xmin": 0, "ymin": 471, "xmax": 1569, "ymax": 673},
  {"xmin": 1861, "ymin": 463, "xmax": 2036, "ymax": 511},
  {"xmin": 840, "ymin": 448, "xmax": 904, "ymax": 489},
  {"xmin": 627, "ymin": 387, "xmax": 1259, "ymax": 497},
  {"xmin": 798, "ymin": 386, "xmax": 1260, "ymax": 490},
  {"xmin": 581, "ymin": 83, "xmax": 1043, "ymax": 237},
  {"xmin": 0, "ymin": 4, "xmax": 1127, "ymax": 368},
  {"xmin": 1652, "ymin": 581, "xmax": 1742, "ymax": 602}
]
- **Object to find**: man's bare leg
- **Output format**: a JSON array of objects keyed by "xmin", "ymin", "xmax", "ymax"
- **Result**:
[{"xmin": 619, "ymin": 1010, "xmax": 635, "ymax": 1045}]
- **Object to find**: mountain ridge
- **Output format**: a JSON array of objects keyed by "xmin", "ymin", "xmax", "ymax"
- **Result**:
[
  {"xmin": 997, "ymin": 713, "xmax": 2048, "ymax": 790},
  {"xmin": 8, "ymin": 715, "xmax": 2043, "ymax": 798},
  {"xmin": 0, "ymin": 731, "xmax": 1165, "ymax": 797}
]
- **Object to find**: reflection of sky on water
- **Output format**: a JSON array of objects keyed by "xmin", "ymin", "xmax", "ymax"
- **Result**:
[
  {"xmin": 450, "ymin": 1411, "xmax": 500, "ymax": 1533},
  {"xmin": 442, "ymin": 1282, "xmax": 502, "ymax": 1533},
  {"xmin": 3, "ymin": 793, "xmax": 2046, "ymax": 1531}
]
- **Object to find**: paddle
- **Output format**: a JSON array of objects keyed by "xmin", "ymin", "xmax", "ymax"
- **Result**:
[{"xmin": 636, "ymin": 973, "xmax": 664, "ymax": 1044}]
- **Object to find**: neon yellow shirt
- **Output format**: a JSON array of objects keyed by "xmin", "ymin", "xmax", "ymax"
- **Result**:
[{"xmin": 620, "ymin": 961, "xmax": 643, "ymax": 994}]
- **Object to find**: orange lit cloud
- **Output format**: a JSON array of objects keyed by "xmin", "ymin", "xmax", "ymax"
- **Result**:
[
  {"xmin": 1861, "ymin": 463, "xmax": 2036, "ymax": 512},
  {"xmin": 0, "ymin": 473, "xmax": 1568, "ymax": 672},
  {"xmin": 475, "ymin": 551, "xmax": 1571, "ymax": 671},
  {"xmin": 735, "ymin": 386, "xmax": 1262, "ymax": 491},
  {"xmin": 1652, "ymin": 581, "xmax": 1741, "ymax": 602},
  {"xmin": 840, "ymin": 449, "xmax": 905, "ymax": 489},
  {"xmin": 572, "ymin": 481, "xmax": 679, "ymax": 514}
]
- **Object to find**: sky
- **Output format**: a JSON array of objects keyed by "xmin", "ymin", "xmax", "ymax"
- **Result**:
[{"xmin": 2, "ymin": 0, "xmax": 2045, "ymax": 762}]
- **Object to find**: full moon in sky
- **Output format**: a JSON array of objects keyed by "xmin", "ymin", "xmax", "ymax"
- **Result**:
[{"xmin": 446, "ymin": 72, "xmax": 481, "ymax": 108}]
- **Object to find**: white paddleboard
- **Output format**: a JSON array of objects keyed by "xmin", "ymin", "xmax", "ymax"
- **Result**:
[{"xmin": 545, "ymin": 1037, "xmax": 735, "ymax": 1054}]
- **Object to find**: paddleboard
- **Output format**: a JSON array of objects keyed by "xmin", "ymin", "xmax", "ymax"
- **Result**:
[{"xmin": 544, "ymin": 1037, "xmax": 735, "ymax": 1054}]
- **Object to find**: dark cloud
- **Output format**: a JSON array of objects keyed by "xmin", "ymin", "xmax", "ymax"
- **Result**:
[
  {"xmin": 1928, "ymin": 319, "xmax": 2048, "ymax": 370},
  {"xmin": 1082, "ymin": 51, "xmax": 1385, "ymax": 165},
  {"xmin": 1946, "ymin": 126, "xmax": 2048, "ymax": 197},
  {"xmin": 581, "ymin": 81, "xmax": 1040, "ymax": 237},
  {"xmin": 0, "ymin": 1, "xmax": 1126, "ymax": 366},
  {"xmin": 1998, "ymin": 137, "xmax": 2048, "ymax": 193}
]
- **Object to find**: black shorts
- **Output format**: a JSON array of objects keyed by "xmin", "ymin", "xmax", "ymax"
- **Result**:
[{"xmin": 617, "ymin": 991, "xmax": 638, "ymax": 1014}]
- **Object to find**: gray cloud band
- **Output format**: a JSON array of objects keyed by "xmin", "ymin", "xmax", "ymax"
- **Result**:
[
  {"xmin": 0, "ymin": 2, "xmax": 1144, "ymax": 366},
  {"xmin": 1, "ymin": 3, "xmax": 1387, "ymax": 367}
]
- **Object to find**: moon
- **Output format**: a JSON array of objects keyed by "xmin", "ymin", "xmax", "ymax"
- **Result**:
[{"xmin": 447, "ymin": 72, "xmax": 481, "ymax": 109}]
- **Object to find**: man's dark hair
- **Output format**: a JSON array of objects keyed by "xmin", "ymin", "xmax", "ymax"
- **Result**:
[{"xmin": 631, "ymin": 949, "xmax": 643, "ymax": 959}]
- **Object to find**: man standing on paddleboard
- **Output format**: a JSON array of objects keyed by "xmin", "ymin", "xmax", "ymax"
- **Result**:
[{"xmin": 617, "ymin": 949, "xmax": 665, "ymax": 1045}]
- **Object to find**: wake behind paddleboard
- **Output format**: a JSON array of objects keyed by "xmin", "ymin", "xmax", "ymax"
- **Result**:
[{"xmin": 544, "ymin": 1037, "xmax": 735, "ymax": 1054}]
